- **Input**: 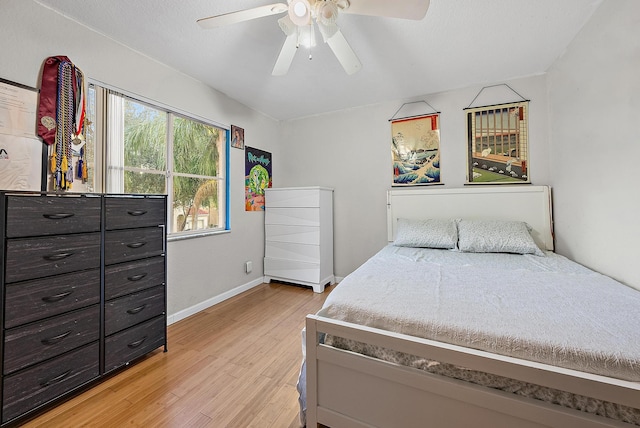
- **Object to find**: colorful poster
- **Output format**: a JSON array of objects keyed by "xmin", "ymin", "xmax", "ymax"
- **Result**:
[
  {"xmin": 466, "ymin": 101, "xmax": 530, "ymax": 184},
  {"xmin": 391, "ymin": 114, "xmax": 441, "ymax": 185},
  {"xmin": 245, "ymin": 146, "xmax": 272, "ymax": 211}
]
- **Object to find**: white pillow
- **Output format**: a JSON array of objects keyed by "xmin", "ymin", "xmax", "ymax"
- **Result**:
[
  {"xmin": 394, "ymin": 218, "xmax": 458, "ymax": 249},
  {"xmin": 457, "ymin": 219, "xmax": 544, "ymax": 256}
]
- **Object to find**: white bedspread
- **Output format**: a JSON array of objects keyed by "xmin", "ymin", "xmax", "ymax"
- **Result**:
[{"xmin": 320, "ymin": 245, "xmax": 640, "ymax": 382}]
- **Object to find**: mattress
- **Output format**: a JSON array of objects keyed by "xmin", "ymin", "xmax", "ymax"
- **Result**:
[{"xmin": 320, "ymin": 245, "xmax": 640, "ymax": 382}]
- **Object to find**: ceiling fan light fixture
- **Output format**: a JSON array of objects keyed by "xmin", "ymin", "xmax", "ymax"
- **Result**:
[
  {"xmin": 288, "ymin": 0, "xmax": 311, "ymax": 26},
  {"xmin": 315, "ymin": 1, "xmax": 339, "ymax": 26}
]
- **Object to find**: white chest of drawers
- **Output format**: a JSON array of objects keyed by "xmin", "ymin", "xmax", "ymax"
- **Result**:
[{"xmin": 263, "ymin": 187, "xmax": 334, "ymax": 293}]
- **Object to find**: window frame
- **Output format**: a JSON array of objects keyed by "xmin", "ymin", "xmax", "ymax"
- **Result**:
[{"xmin": 89, "ymin": 80, "xmax": 230, "ymax": 239}]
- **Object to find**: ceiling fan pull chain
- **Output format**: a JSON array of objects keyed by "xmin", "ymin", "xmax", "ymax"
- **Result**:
[{"xmin": 309, "ymin": 22, "xmax": 313, "ymax": 60}]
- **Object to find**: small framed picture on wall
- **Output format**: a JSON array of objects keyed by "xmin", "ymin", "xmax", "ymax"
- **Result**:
[{"xmin": 231, "ymin": 125, "xmax": 244, "ymax": 149}]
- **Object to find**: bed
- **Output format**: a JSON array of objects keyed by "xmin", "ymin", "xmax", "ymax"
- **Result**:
[{"xmin": 302, "ymin": 186, "xmax": 640, "ymax": 428}]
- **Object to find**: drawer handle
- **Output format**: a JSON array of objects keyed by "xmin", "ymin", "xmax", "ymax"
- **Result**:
[
  {"xmin": 43, "ymin": 252, "xmax": 74, "ymax": 261},
  {"xmin": 127, "ymin": 304, "xmax": 147, "ymax": 315},
  {"xmin": 40, "ymin": 369, "xmax": 72, "ymax": 387},
  {"xmin": 128, "ymin": 336, "xmax": 148, "ymax": 349},
  {"xmin": 127, "ymin": 209, "xmax": 148, "ymax": 216},
  {"xmin": 127, "ymin": 242, "xmax": 147, "ymax": 249},
  {"xmin": 42, "ymin": 290, "xmax": 73, "ymax": 303},
  {"xmin": 127, "ymin": 273, "xmax": 148, "ymax": 282},
  {"xmin": 41, "ymin": 330, "xmax": 72, "ymax": 345},
  {"xmin": 43, "ymin": 213, "xmax": 75, "ymax": 220}
]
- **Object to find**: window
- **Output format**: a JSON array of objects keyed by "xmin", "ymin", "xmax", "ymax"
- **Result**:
[
  {"xmin": 171, "ymin": 115, "xmax": 224, "ymax": 233},
  {"xmin": 88, "ymin": 84, "xmax": 228, "ymax": 236},
  {"xmin": 106, "ymin": 95, "xmax": 167, "ymax": 195}
]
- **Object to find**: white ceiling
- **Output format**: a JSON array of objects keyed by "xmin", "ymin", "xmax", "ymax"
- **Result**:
[{"xmin": 34, "ymin": 0, "xmax": 602, "ymax": 121}]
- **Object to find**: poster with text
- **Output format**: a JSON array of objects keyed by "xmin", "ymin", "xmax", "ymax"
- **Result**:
[
  {"xmin": 0, "ymin": 79, "xmax": 43, "ymax": 190},
  {"xmin": 0, "ymin": 135, "xmax": 43, "ymax": 190},
  {"xmin": 245, "ymin": 146, "xmax": 272, "ymax": 211}
]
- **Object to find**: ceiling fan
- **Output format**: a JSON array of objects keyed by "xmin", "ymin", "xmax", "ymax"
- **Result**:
[{"xmin": 197, "ymin": 0, "xmax": 430, "ymax": 76}]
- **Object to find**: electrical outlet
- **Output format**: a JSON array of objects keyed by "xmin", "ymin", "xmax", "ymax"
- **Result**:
[{"xmin": 245, "ymin": 261, "xmax": 252, "ymax": 273}]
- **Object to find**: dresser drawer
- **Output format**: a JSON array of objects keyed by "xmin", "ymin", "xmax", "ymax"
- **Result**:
[
  {"xmin": 105, "ymin": 286, "xmax": 165, "ymax": 336},
  {"xmin": 265, "ymin": 188, "xmax": 322, "ymax": 208},
  {"xmin": 104, "ymin": 315, "xmax": 165, "ymax": 373},
  {"xmin": 265, "ymin": 207, "xmax": 320, "ymax": 227},
  {"xmin": 4, "ymin": 269, "xmax": 100, "ymax": 329},
  {"xmin": 104, "ymin": 227, "xmax": 164, "ymax": 265},
  {"xmin": 5, "ymin": 195, "xmax": 101, "ymax": 238},
  {"xmin": 2, "ymin": 342, "xmax": 99, "ymax": 424},
  {"xmin": 4, "ymin": 233, "xmax": 101, "ymax": 283},
  {"xmin": 105, "ymin": 256, "xmax": 165, "ymax": 300},
  {"xmin": 3, "ymin": 305, "xmax": 100, "ymax": 375},
  {"xmin": 265, "ymin": 241, "xmax": 320, "ymax": 263},
  {"xmin": 105, "ymin": 196, "xmax": 166, "ymax": 230},
  {"xmin": 265, "ymin": 224, "xmax": 320, "ymax": 245},
  {"xmin": 264, "ymin": 257, "xmax": 320, "ymax": 284}
]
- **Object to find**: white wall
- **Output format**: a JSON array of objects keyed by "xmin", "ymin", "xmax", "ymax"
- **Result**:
[
  {"xmin": 3, "ymin": 0, "xmax": 637, "ymax": 318},
  {"xmin": 547, "ymin": 0, "xmax": 640, "ymax": 289},
  {"xmin": 279, "ymin": 75, "xmax": 551, "ymax": 277},
  {"xmin": 0, "ymin": 0, "xmax": 281, "ymax": 318}
]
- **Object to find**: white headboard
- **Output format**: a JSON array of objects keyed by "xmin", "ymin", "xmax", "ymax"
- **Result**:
[{"xmin": 387, "ymin": 186, "xmax": 554, "ymax": 251}]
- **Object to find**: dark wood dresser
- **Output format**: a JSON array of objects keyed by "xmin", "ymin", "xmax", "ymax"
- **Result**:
[{"xmin": 0, "ymin": 192, "xmax": 167, "ymax": 426}]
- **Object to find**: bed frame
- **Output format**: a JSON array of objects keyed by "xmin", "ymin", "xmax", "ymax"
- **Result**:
[{"xmin": 305, "ymin": 186, "xmax": 640, "ymax": 428}]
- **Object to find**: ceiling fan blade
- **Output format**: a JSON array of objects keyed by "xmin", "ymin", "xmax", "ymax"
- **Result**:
[
  {"xmin": 197, "ymin": 3, "xmax": 288, "ymax": 29},
  {"xmin": 326, "ymin": 29, "xmax": 362, "ymax": 75},
  {"xmin": 341, "ymin": 0, "xmax": 430, "ymax": 20},
  {"xmin": 272, "ymin": 33, "xmax": 298, "ymax": 75}
]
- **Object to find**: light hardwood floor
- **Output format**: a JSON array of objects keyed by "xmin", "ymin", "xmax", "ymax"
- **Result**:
[{"xmin": 22, "ymin": 282, "xmax": 331, "ymax": 427}]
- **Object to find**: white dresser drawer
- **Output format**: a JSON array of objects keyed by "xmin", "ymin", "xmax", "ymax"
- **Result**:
[
  {"xmin": 265, "ymin": 207, "xmax": 319, "ymax": 227},
  {"xmin": 265, "ymin": 241, "xmax": 320, "ymax": 263},
  {"xmin": 264, "ymin": 257, "xmax": 320, "ymax": 283},
  {"xmin": 265, "ymin": 188, "xmax": 321, "ymax": 208},
  {"xmin": 266, "ymin": 224, "xmax": 319, "ymax": 245}
]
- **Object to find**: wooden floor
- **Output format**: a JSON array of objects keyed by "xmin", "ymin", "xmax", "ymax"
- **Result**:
[{"xmin": 22, "ymin": 282, "xmax": 331, "ymax": 428}]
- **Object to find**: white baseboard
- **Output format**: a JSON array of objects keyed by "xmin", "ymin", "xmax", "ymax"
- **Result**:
[
  {"xmin": 335, "ymin": 276, "xmax": 344, "ymax": 283},
  {"xmin": 167, "ymin": 277, "xmax": 265, "ymax": 325}
]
